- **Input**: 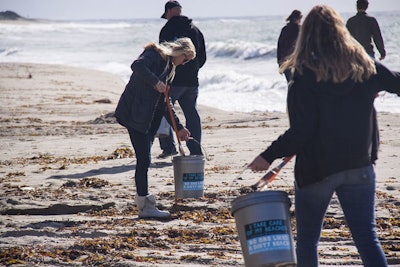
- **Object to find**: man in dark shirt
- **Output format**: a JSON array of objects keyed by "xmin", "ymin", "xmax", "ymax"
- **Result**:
[
  {"xmin": 346, "ymin": 0, "xmax": 386, "ymax": 169},
  {"xmin": 346, "ymin": 0, "xmax": 386, "ymax": 60},
  {"xmin": 157, "ymin": 0, "xmax": 207, "ymax": 158}
]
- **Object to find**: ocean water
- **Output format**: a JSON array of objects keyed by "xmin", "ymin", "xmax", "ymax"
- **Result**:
[{"xmin": 1, "ymin": 12, "xmax": 400, "ymax": 113}]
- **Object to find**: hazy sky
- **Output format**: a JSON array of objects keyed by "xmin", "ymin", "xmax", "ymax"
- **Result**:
[{"xmin": 1, "ymin": 0, "xmax": 399, "ymax": 20}]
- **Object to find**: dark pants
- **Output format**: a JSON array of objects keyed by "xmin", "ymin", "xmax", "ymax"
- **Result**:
[
  {"xmin": 159, "ymin": 127, "xmax": 176, "ymax": 153},
  {"xmin": 128, "ymin": 127, "xmax": 153, "ymax": 196},
  {"xmin": 159, "ymin": 85, "xmax": 202, "ymax": 155}
]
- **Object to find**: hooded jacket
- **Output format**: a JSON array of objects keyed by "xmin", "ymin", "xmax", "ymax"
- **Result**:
[
  {"xmin": 159, "ymin": 16, "xmax": 206, "ymax": 87},
  {"xmin": 115, "ymin": 48, "xmax": 183, "ymax": 134},
  {"xmin": 260, "ymin": 61, "xmax": 400, "ymax": 187}
]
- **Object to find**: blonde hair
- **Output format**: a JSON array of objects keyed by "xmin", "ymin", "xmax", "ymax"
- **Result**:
[
  {"xmin": 144, "ymin": 37, "xmax": 196, "ymax": 83},
  {"xmin": 280, "ymin": 5, "xmax": 376, "ymax": 83}
]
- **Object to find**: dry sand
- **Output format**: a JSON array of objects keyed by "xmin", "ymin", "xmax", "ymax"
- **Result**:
[{"xmin": 0, "ymin": 62, "xmax": 399, "ymax": 266}]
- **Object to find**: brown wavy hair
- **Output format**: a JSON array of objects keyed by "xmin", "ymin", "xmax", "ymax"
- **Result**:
[{"xmin": 280, "ymin": 5, "xmax": 376, "ymax": 83}]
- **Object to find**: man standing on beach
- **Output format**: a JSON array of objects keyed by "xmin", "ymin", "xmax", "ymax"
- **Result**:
[
  {"xmin": 157, "ymin": 0, "xmax": 207, "ymax": 158},
  {"xmin": 346, "ymin": 0, "xmax": 386, "ymax": 60},
  {"xmin": 346, "ymin": 0, "xmax": 386, "ymax": 168}
]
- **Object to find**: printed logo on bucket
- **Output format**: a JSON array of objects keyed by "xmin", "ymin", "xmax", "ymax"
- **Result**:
[
  {"xmin": 183, "ymin": 172, "xmax": 204, "ymax": 191},
  {"xmin": 245, "ymin": 219, "xmax": 291, "ymax": 255}
]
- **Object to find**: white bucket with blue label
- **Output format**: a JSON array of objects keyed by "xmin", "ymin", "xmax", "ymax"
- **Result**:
[
  {"xmin": 172, "ymin": 155, "xmax": 205, "ymax": 199},
  {"xmin": 231, "ymin": 191, "xmax": 296, "ymax": 267}
]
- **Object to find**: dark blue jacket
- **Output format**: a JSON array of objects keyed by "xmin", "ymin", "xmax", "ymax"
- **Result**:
[
  {"xmin": 115, "ymin": 48, "xmax": 183, "ymax": 134},
  {"xmin": 261, "ymin": 61, "xmax": 400, "ymax": 187},
  {"xmin": 160, "ymin": 16, "xmax": 206, "ymax": 87}
]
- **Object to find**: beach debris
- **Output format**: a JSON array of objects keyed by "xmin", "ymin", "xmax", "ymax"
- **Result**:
[
  {"xmin": 109, "ymin": 146, "xmax": 134, "ymax": 159},
  {"xmin": 61, "ymin": 177, "xmax": 111, "ymax": 189},
  {"xmin": 1, "ymin": 202, "xmax": 115, "ymax": 215},
  {"xmin": 93, "ymin": 98, "xmax": 112, "ymax": 104},
  {"xmin": 88, "ymin": 112, "xmax": 116, "ymax": 124}
]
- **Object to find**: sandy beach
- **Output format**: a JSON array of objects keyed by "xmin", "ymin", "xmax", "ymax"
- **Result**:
[{"xmin": 0, "ymin": 62, "xmax": 399, "ymax": 266}]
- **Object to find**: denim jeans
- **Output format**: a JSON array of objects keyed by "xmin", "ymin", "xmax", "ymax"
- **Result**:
[
  {"xmin": 159, "ymin": 85, "xmax": 202, "ymax": 155},
  {"xmin": 295, "ymin": 165, "xmax": 387, "ymax": 267},
  {"xmin": 128, "ymin": 127, "xmax": 153, "ymax": 196}
]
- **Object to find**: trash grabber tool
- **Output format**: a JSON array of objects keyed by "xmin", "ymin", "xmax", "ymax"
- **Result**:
[
  {"xmin": 251, "ymin": 155, "xmax": 294, "ymax": 191},
  {"xmin": 164, "ymin": 85, "xmax": 185, "ymax": 156}
]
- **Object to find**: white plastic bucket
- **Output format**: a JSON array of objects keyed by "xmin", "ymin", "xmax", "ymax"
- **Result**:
[
  {"xmin": 231, "ymin": 191, "xmax": 296, "ymax": 267},
  {"xmin": 172, "ymin": 155, "xmax": 205, "ymax": 199}
]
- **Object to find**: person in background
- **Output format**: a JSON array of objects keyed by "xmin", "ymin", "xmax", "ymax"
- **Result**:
[
  {"xmin": 277, "ymin": 9, "xmax": 302, "ymax": 82},
  {"xmin": 249, "ymin": 5, "xmax": 399, "ymax": 267},
  {"xmin": 115, "ymin": 38, "xmax": 195, "ymax": 218},
  {"xmin": 157, "ymin": 0, "xmax": 207, "ymax": 158},
  {"xmin": 347, "ymin": 0, "xmax": 386, "ymax": 174},
  {"xmin": 346, "ymin": 0, "xmax": 386, "ymax": 60}
]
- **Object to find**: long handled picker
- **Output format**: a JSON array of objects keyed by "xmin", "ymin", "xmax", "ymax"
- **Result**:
[
  {"xmin": 164, "ymin": 85, "xmax": 185, "ymax": 156},
  {"xmin": 251, "ymin": 155, "xmax": 294, "ymax": 191}
]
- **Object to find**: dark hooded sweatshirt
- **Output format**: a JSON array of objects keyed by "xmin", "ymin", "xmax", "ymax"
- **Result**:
[
  {"xmin": 346, "ymin": 12, "xmax": 386, "ymax": 58},
  {"xmin": 159, "ymin": 16, "xmax": 206, "ymax": 87},
  {"xmin": 260, "ymin": 61, "xmax": 400, "ymax": 187}
]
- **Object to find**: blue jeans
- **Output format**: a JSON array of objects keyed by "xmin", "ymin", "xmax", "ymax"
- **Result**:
[
  {"xmin": 159, "ymin": 85, "xmax": 202, "ymax": 155},
  {"xmin": 295, "ymin": 165, "xmax": 387, "ymax": 267}
]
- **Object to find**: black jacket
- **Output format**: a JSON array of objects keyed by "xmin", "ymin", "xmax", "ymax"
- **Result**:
[
  {"xmin": 277, "ymin": 22, "xmax": 300, "ymax": 65},
  {"xmin": 261, "ymin": 61, "xmax": 400, "ymax": 187},
  {"xmin": 159, "ymin": 16, "xmax": 206, "ymax": 87},
  {"xmin": 115, "ymin": 48, "xmax": 183, "ymax": 134},
  {"xmin": 346, "ymin": 12, "xmax": 386, "ymax": 58}
]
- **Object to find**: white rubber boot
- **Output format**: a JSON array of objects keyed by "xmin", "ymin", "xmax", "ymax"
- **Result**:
[{"xmin": 135, "ymin": 194, "xmax": 170, "ymax": 218}]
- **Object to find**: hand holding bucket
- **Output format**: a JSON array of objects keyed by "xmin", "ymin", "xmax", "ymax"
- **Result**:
[{"xmin": 232, "ymin": 156, "xmax": 297, "ymax": 266}]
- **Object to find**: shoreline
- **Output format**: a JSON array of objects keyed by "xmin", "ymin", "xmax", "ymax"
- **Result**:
[{"xmin": 0, "ymin": 62, "xmax": 399, "ymax": 266}]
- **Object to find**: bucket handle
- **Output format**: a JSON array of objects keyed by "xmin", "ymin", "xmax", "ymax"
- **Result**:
[
  {"xmin": 164, "ymin": 85, "xmax": 209, "ymax": 160},
  {"xmin": 188, "ymin": 137, "xmax": 210, "ymax": 161}
]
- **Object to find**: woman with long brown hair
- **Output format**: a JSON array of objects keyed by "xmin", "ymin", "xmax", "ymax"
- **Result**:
[{"xmin": 249, "ymin": 5, "xmax": 399, "ymax": 266}]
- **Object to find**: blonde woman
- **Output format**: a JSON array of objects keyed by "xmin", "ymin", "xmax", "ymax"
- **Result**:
[
  {"xmin": 249, "ymin": 5, "xmax": 400, "ymax": 266},
  {"xmin": 115, "ymin": 37, "xmax": 196, "ymax": 218}
]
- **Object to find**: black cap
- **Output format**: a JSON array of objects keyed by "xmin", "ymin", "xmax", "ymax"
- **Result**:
[{"xmin": 161, "ymin": 1, "xmax": 182, "ymax": 19}]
